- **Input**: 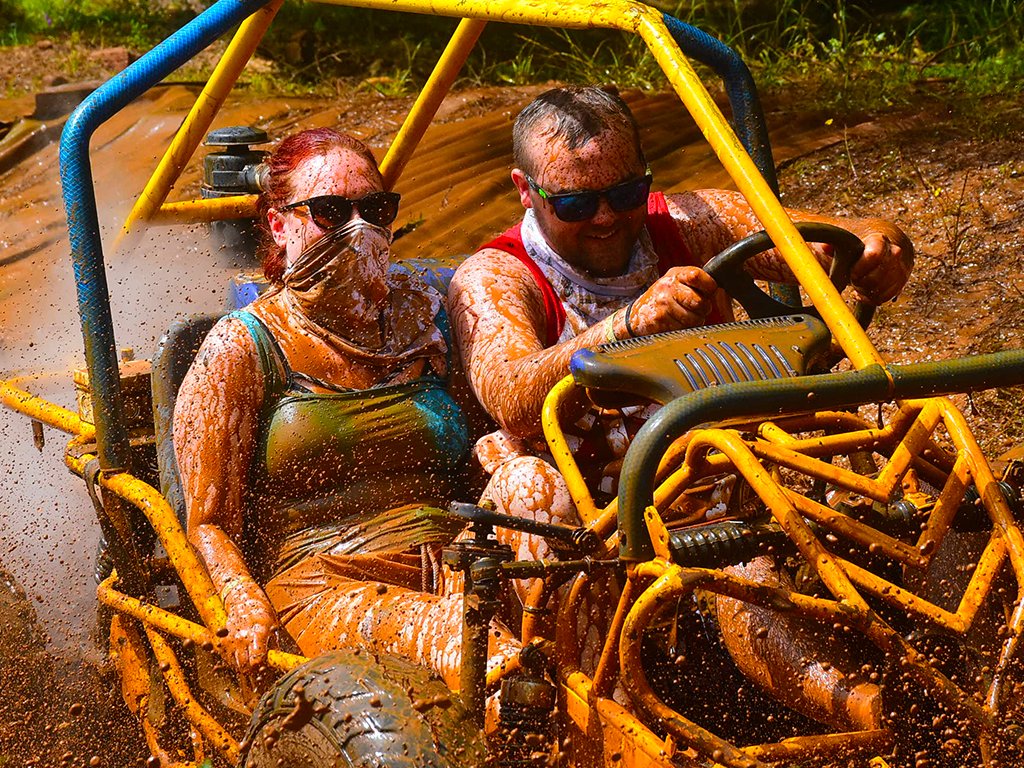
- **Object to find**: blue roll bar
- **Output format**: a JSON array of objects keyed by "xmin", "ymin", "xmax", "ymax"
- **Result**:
[{"xmin": 59, "ymin": 0, "xmax": 275, "ymax": 473}]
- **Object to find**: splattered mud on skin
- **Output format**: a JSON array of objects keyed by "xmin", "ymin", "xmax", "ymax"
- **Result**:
[
  {"xmin": 1, "ymin": 73, "xmax": 1018, "ymax": 759},
  {"xmin": 450, "ymin": 178, "xmax": 912, "ymax": 440},
  {"xmin": 668, "ymin": 189, "xmax": 915, "ymax": 305},
  {"xmin": 264, "ymin": 555, "xmax": 520, "ymax": 693},
  {"xmin": 716, "ymin": 557, "xmax": 881, "ymax": 732},
  {"xmin": 449, "ymin": 251, "xmax": 621, "ymax": 437}
]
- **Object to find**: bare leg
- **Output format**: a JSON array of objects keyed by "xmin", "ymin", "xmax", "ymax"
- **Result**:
[
  {"xmin": 715, "ymin": 556, "xmax": 881, "ymax": 731},
  {"xmin": 265, "ymin": 554, "xmax": 520, "ymax": 693}
]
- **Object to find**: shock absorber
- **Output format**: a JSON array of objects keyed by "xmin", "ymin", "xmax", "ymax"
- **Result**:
[{"xmin": 669, "ymin": 518, "xmax": 794, "ymax": 568}]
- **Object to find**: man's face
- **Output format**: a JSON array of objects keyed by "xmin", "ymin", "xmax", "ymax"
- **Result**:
[{"xmin": 512, "ymin": 127, "xmax": 648, "ymax": 278}]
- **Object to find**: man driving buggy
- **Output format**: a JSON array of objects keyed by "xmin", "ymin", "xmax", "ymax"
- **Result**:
[{"xmin": 448, "ymin": 85, "xmax": 914, "ymax": 730}]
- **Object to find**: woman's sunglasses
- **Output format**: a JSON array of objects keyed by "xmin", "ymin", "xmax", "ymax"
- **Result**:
[
  {"xmin": 525, "ymin": 170, "xmax": 653, "ymax": 223},
  {"xmin": 280, "ymin": 191, "xmax": 401, "ymax": 230}
]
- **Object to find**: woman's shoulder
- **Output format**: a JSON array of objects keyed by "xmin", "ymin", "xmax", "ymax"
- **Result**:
[{"xmin": 187, "ymin": 311, "xmax": 266, "ymax": 379}]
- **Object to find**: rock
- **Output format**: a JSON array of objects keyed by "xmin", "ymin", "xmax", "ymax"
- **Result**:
[
  {"xmin": 35, "ymin": 39, "xmax": 54, "ymax": 50},
  {"xmin": 87, "ymin": 46, "xmax": 136, "ymax": 72}
]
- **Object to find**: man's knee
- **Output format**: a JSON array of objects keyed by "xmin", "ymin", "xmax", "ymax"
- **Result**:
[{"xmin": 483, "ymin": 455, "xmax": 577, "ymax": 526}]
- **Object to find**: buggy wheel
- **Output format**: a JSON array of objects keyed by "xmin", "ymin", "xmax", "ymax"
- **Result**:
[{"xmin": 241, "ymin": 650, "xmax": 483, "ymax": 768}]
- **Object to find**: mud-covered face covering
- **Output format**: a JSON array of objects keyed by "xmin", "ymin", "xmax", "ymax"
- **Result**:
[
  {"xmin": 282, "ymin": 217, "xmax": 448, "ymax": 373},
  {"xmin": 283, "ymin": 217, "xmax": 393, "ymax": 340}
]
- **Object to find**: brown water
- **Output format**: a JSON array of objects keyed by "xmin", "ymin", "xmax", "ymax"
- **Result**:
[{"xmin": 0, "ymin": 84, "xmax": 857, "ymax": 653}]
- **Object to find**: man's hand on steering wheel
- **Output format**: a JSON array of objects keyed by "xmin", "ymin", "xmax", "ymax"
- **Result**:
[
  {"xmin": 624, "ymin": 266, "xmax": 718, "ymax": 337},
  {"xmin": 850, "ymin": 232, "xmax": 912, "ymax": 305}
]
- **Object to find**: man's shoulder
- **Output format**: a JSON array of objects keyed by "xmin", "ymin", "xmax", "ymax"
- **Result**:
[
  {"xmin": 454, "ymin": 246, "xmax": 538, "ymax": 283},
  {"xmin": 448, "ymin": 247, "xmax": 549, "ymax": 314}
]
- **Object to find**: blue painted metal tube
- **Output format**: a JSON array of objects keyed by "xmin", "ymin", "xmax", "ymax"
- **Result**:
[
  {"xmin": 59, "ymin": 0, "xmax": 273, "ymax": 472},
  {"xmin": 661, "ymin": 12, "xmax": 778, "ymax": 195},
  {"xmin": 617, "ymin": 348, "xmax": 1024, "ymax": 562}
]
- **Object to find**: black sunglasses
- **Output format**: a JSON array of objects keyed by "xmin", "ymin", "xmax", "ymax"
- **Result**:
[
  {"xmin": 280, "ymin": 191, "xmax": 401, "ymax": 230},
  {"xmin": 525, "ymin": 170, "xmax": 653, "ymax": 223}
]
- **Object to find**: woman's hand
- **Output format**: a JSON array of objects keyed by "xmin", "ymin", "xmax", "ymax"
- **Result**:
[{"xmin": 220, "ymin": 578, "xmax": 281, "ymax": 673}]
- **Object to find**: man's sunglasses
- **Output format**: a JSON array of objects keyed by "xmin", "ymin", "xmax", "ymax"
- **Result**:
[
  {"xmin": 525, "ymin": 170, "xmax": 653, "ymax": 223},
  {"xmin": 280, "ymin": 191, "xmax": 401, "ymax": 230}
]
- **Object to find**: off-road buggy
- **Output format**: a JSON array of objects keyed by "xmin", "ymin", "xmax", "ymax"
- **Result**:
[{"xmin": 2, "ymin": 1, "xmax": 1024, "ymax": 766}]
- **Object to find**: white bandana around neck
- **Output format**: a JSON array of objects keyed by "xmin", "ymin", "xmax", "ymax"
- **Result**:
[{"xmin": 520, "ymin": 208, "xmax": 660, "ymax": 342}]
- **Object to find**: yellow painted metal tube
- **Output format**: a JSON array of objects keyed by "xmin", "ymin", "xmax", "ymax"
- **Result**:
[
  {"xmin": 918, "ymin": 454, "xmax": 970, "ymax": 554},
  {"xmin": 876, "ymin": 400, "xmax": 943, "ymax": 493},
  {"xmin": 554, "ymin": 572, "xmax": 590, "ymax": 673},
  {"xmin": 99, "ymin": 576, "xmax": 306, "ymax": 671},
  {"xmin": 942, "ymin": 400, "xmax": 1024, "ymax": 582},
  {"xmin": 749, "ymin": 440, "xmax": 892, "ymax": 504},
  {"xmin": 542, "ymin": 376, "xmax": 601, "ymax": 525},
  {"xmin": 742, "ymin": 730, "xmax": 893, "ymax": 762},
  {"xmin": 592, "ymin": 575, "xmax": 635, "ymax": 697},
  {"xmin": 619, "ymin": 567, "xmax": 768, "ymax": 768},
  {"xmin": 836, "ymin": 557, "xmax": 972, "ymax": 633},
  {"xmin": 66, "ymin": 447, "xmax": 226, "ymax": 630},
  {"xmin": 0, "ymin": 379, "xmax": 95, "ymax": 439},
  {"xmin": 152, "ymin": 194, "xmax": 259, "ymax": 224},
  {"xmin": 631, "ymin": 12, "xmax": 883, "ymax": 370},
  {"xmin": 687, "ymin": 430, "xmax": 871, "ymax": 611},
  {"xmin": 145, "ymin": 626, "xmax": 242, "ymax": 763},
  {"xmin": 100, "ymin": 574, "xmax": 217, "ymax": 642},
  {"xmin": 118, "ymin": 0, "xmax": 283, "ymax": 246},
  {"xmin": 781, "ymin": 488, "xmax": 926, "ymax": 568},
  {"xmin": 380, "ymin": 18, "xmax": 486, "ymax": 189},
  {"xmin": 311, "ymin": 0, "xmax": 646, "ymax": 30},
  {"xmin": 759, "ymin": 421, "xmax": 891, "ymax": 458}
]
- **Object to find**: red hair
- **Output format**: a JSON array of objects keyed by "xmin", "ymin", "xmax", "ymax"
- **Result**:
[{"xmin": 257, "ymin": 128, "xmax": 382, "ymax": 283}]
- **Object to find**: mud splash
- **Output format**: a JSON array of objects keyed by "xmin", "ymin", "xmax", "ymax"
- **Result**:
[
  {"xmin": 0, "ymin": 564, "xmax": 146, "ymax": 764},
  {"xmin": 0, "ymin": 83, "xmax": 860, "ymax": 651}
]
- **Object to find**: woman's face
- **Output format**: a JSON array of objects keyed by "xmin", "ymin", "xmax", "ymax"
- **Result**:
[{"xmin": 269, "ymin": 147, "xmax": 383, "ymax": 269}]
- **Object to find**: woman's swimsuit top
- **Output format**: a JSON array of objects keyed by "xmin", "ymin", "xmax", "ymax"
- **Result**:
[{"xmin": 230, "ymin": 310, "xmax": 470, "ymax": 577}]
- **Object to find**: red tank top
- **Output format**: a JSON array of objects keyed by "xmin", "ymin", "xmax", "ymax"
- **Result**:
[{"xmin": 479, "ymin": 192, "xmax": 721, "ymax": 346}]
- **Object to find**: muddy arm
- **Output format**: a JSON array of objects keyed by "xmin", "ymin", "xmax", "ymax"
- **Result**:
[
  {"xmin": 174, "ymin": 317, "xmax": 278, "ymax": 671},
  {"xmin": 448, "ymin": 249, "xmax": 628, "ymax": 438},
  {"xmin": 666, "ymin": 189, "xmax": 914, "ymax": 304}
]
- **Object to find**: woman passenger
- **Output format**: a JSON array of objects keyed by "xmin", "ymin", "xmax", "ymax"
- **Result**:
[{"xmin": 174, "ymin": 128, "xmax": 518, "ymax": 688}]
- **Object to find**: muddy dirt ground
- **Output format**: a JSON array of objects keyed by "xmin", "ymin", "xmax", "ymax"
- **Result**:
[
  {"xmin": 776, "ymin": 95, "xmax": 1024, "ymax": 457},
  {"xmin": 1, "ymin": 37, "xmax": 1024, "ymax": 768}
]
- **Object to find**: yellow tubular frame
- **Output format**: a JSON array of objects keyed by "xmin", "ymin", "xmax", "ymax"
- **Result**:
[
  {"xmin": 539, "ymin": 372, "xmax": 1024, "ymax": 757},
  {"xmin": 0, "ymin": 379, "xmax": 95, "ymax": 440},
  {"xmin": 2, "ymin": 0, "xmax": 1014, "ymax": 762},
  {"xmin": 379, "ymin": 18, "xmax": 487, "ymax": 188},
  {"xmin": 116, "ymin": 0, "xmax": 285, "ymax": 246},
  {"xmin": 145, "ymin": 627, "xmax": 242, "ymax": 763}
]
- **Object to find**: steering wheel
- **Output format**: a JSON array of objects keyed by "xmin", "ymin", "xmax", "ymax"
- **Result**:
[{"xmin": 703, "ymin": 221, "xmax": 875, "ymax": 329}]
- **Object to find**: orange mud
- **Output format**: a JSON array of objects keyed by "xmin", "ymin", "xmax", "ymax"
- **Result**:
[{"xmin": 0, "ymin": 80, "xmax": 1022, "ymax": 765}]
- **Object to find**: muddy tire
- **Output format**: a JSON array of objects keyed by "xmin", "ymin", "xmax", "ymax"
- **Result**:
[{"xmin": 241, "ymin": 650, "xmax": 483, "ymax": 768}]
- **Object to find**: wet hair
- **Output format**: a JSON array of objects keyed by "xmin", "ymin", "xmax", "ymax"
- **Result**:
[
  {"xmin": 512, "ymin": 85, "xmax": 645, "ymax": 176},
  {"xmin": 257, "ymin": 128, "xmax": 382, "ymax": 283}
]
